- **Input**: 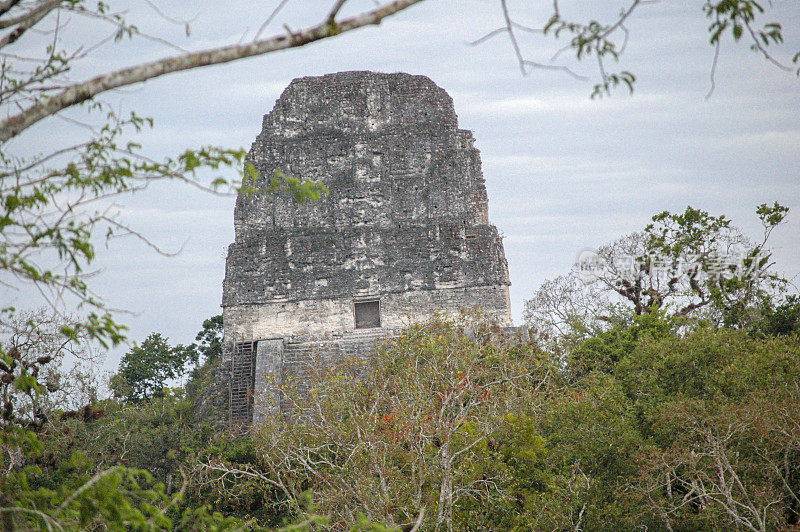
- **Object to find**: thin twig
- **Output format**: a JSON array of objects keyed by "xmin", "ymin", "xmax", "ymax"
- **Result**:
[
  {"xmin": 0, "ymin": 0, "xmax": 426, "ymax": 142},
  {"xmin": 254, "ymin": 0, "xmax": 292, "ymax": 41}
]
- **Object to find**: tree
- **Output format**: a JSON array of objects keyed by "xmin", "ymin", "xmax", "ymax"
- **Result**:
[
  {"xmin": 756, "ymin": 294, "xmax": 800, "ymax": 337},
  {"xmin": 0, "ymin": 311, "xmax": 209, "ymax": 531},
  {"xmin": 480, "ymin": 0, "xmax": 799, "ymax": 98},
  {"xmin": 617, "ymin": 328, "xmax": 800, "ymax": 530},
  {"xmin": 524, "ymin": 203, "xmax": 790, "ymax": 350},
  {"xmin": 534, "ymin": 373, "xmax": 648, "ymax": 529},
  {"xmin": 633, "ymin": 393, "xmax": 800, "ymax": 532},
  {"xmin": 0, "ymin": 1, "xmax": 428, "ymax": 142},
  {"xmin": 0, "ymin": 309, "xmax": 102, "ymax": 429},
  {"xmin": 184, "ymin": 315, "xmax": 229, "ymax": 426},
  {"xmin": 190, "ymin": 315, "xmax": 223, "ymax": 365},
  {"xmin": 114, "ymin": 332, "xmax": 193, "ymax": 402},
  {"xmin": 200, "ymin": 314, "xmax": 553, "ymax": 530}
]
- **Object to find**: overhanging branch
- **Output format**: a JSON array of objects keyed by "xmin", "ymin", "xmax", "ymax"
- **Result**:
[{"xmin": 0, "ymin": 0, "xmax": 425, "ymax": 143}]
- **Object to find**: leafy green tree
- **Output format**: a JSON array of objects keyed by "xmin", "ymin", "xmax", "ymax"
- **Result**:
[
  {"xmin": 616, "ymin": 328, "xmax": 800, "ymax": 530},
  {"xmin": 566, "ymin": 310, "xmax": 677, "ymax": 379},
  {"xmin": 634, "ymin": 390, "xmax": 800, "ymax": 531},
  {"xmin": 646, "ymin": 202, "xmax": 789, "ymax": 326},
  {"xmin": 115, "ymin": 333, "xmax": 194, "ymax": 402},
  {"xmin": 525, "ymin": 203, "xmax": 790, "ymax": 352},
  {"xmin": 535, "ymin": 373, "xmax": 648, "ymax": 529},
  {"xmin": 0, "ymin": 312, "xmax": 242, "ymax": 531},
  {"xmin": 756, "ymin": 294, "xmax": 800, "ymax": 337},
  {"xmin": 183, "ymin": 315, "xmax": 229, "ymax": 427},
  {"xmin": 0, "ymin": 312, "xmax": 324, "ymax": 530},
  {"xmin": 524, "ymin": 319, "xmax": 800, "ymax": 529},
  {"xmin": 190, "ymin": 315, "xmax": 223, "ymax": 364},
  {"xmin": 200, "ymin": 314, "xmax": 553, "ymax": 530}
]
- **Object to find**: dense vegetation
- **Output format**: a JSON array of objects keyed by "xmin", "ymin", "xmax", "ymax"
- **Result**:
[{"xmin": 2, "ymin": 205, "xmax": 799, "ymax": 530}]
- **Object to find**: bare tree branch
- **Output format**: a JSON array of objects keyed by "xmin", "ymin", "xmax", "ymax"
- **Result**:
[
  {"xmin": 0, "ymin": 0, "xmax": 60, "ymax": 48},
  {"xmin": 0, "ymin": 0, "xmax": 22, "ymax": 19},
  {"xmin": 328, "ymin": 0, "xmax": 349, "ymax": 22},
  {"xmin": 706, "ymin": 37, "xmax": 721, "ymax": 99},
  {"xmin": 254, "ymin": 0, "xmax": 292, "ymax": 41},
  {"xmin": 0, "ymin": 0, "xmax": 60, "ymax": 30},
  {"xmin": 0, "ymin": 0, "xmax": 425, "ymax": 142}
]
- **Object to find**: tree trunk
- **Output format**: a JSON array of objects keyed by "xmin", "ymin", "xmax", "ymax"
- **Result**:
[{"xmin": 436, "ymin": 442, "xmax": 453, "ymax": 531}]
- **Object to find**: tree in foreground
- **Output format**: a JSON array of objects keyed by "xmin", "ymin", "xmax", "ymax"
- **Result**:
[
  {"xmin": 185, "ymin": 311, "xmax": 800, "ymax": 529},
  {"xmin": 199, "ymin": 314, "xmax": 553, "ymax": 530},
  {"xmin": 620, "ymin": 328, "xmax": 800, "ymax": 531},
  {"xmin": 0, "ymin": 311, "xmax": 241, "ymax": 530},
  {"xmin": 4, "ymin": 314, "xmax": 798, "ymax": 528},
  {"xmin": 0, "ymin": 313, "xmax": 330, "ymax": 530}
]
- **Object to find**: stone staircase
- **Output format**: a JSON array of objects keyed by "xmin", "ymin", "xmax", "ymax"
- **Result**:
[
  {"xmin": 283, "ymin": 328, "xmax": 392, "ymax": 363},
  {"xmin": 248, "ymin": 328, "xmax": 404, "ymax": 422}
]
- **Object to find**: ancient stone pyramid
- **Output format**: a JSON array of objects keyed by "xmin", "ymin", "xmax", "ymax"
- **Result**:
[{"xmin": 222, "ymin": 71, "xmax": 511, "ymax": 422}]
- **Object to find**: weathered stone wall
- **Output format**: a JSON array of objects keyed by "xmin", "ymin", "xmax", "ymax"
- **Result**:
[
  {"xmin": 222, "ymin": 71, "xmax": 508, "ymax": 308},
  {"xmin": 223, "ymin": 223, "xmax": 507, "ymax": 306},
  {"xmin": 224, "ymin": 284, "xmax": 511, "ymax": 342},
  {"xmin": 222, "ymin": 71, "xmax": 514, "ymax": 423},
  {"xmin": 251, "ymin": 332, "xmax": 388, "ymax": 425}
]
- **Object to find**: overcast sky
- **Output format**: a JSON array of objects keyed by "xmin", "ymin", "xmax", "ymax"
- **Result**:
[{"xmin": 7, "ymin": 0, "xmax": 800, "ymax": 369}]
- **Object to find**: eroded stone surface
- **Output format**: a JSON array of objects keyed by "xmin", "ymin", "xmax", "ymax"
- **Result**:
[
  {"xmin": 222, "ymin": 71, "xmax": 512, "ymax": 423},
  {"xmin": 223, "ymin": 71, "xmax": 509, "ymax": 308}
]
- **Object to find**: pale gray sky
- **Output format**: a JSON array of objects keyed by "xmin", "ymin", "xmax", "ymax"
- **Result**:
[{"xmin": 6, "ymin": 0, "xmax": 800, "ymax": 368}]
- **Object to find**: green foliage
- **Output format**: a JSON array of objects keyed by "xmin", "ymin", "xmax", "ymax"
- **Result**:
[
  {"xmin": 615, "ymin": 328, "xmax": 800, "ymax": 528},
  {"xmin": 522, "ymin": 323, "xmax": 800, "ymax": 528},
  {"xmin": 249, "ymin": 314, "xmax": 553, "ymax": 530},
  {"xmin": 3, "ymin": 452, "xmax": 251, "ymax": 531},
  {"xmin": 0, "ymin": 318, "xmax": 232, "ymax": 530},
  {"xmin": 637, "ymin": 391, "xmax": 800, "ymax": 530},
  {"xmin": 536, "ymin": 0, "xmax": 797, "ymax": 97},
  {"xmin": 115, "ymin": 333, "xmax": 195, "ymax": 402},
  {"xmin": 237, "ymin": 167, "xmax": 329, "ymax": 204},
  {"xmin": 542, "ymin": 13, "xmax": 637, "ymax": 98},
  {"xmin": 705, "ymin": 0, "xmax": 787, "ymax": 53},
  {"xmin": 535, "ymin": 374, "xmax": 647, "ymax": 529},
  {"xmin": 264, "ymin": 169, "xmax": 329, "ymax": 203},
  {"xmin": 5, "ymin": 308, "xmax": 800, "ymax": 529},
  {"xmin": 525, "ymin": 230, "xmax": 800, "ymax": 531},
  {"xmin": 525, "ymin": 203, "xmax": 790, "ymax": 355},
  {"xmin": 453, "ymin": 412, "xmax": 550, "ymax": 530},
  {"xmin": 617, "ymin": 326, "xmax": 800, "ymax": 412},
  {"xmin": 756, "ymin": 294, "xmax": 800, "ymax": 336},
  {"xmin": 646, "ymin": 203, "xmax": 787, "ymax": 326},
  {"xmin": 0, "ymin": 108, "xmax": 254, "ymax": 349},
  {"xmin": 567, "ymin": 310, "xmax": 677, "ymax": 379},
  {"xmin": 191, "ymin": 315, "xmax": 224, "ymax": 364},
  {"xmin": 174, "ymin": 307, "xmax": 798, "ymax": 529}
]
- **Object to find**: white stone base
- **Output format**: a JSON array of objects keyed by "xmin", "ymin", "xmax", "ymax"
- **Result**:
[{"xmin": 223, "ymin": 284, "xmax": 511, "ymax": 344}]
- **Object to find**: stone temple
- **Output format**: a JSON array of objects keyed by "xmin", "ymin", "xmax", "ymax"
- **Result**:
[{"xmin": 222, "ymin": 71, "xmax": 511, "ymax": 424}]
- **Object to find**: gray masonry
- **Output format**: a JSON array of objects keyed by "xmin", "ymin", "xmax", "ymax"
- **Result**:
[{"xmin": 222, "ymin": 71, "xmax": 512, "ymax": 424}]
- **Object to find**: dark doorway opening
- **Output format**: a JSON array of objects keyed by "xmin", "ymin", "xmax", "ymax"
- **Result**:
[{"xmin": 354, "ymin": 300, "xmax": 381, "ymax": 329}]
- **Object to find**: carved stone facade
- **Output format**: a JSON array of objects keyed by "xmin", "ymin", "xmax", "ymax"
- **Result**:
[{"xmin": 222, "ymin": 71, "xmax": 511, "ymax": 424}]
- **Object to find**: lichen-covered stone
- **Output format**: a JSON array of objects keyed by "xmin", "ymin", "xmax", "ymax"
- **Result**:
[{"xmin": 222, "ymin": 71, "xmax": 512, "ymax": 423}]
